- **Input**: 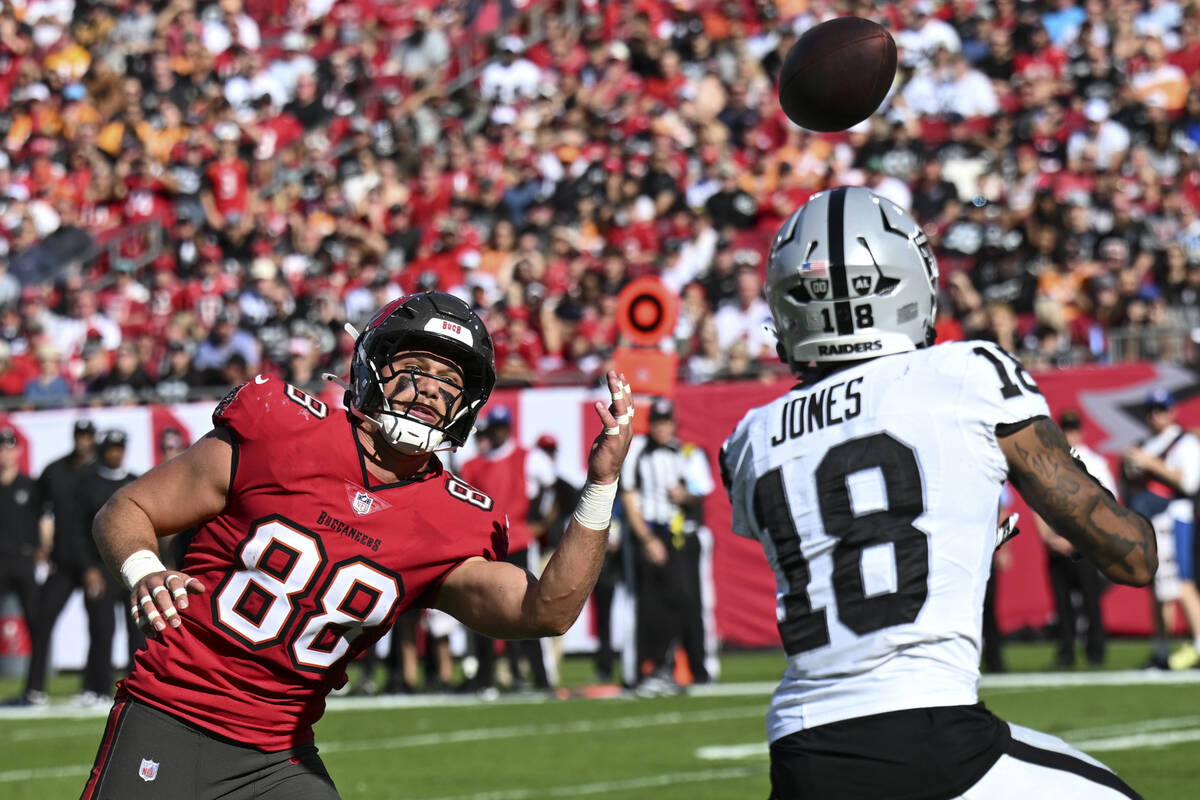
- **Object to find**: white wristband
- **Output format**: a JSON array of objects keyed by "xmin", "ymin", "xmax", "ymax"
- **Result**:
[
  {"xmin": 120, "ymin": 549, "xmax": 166, "ymax": 590},
  {"xmin": 572, "ymin": 481, "xmax": 619, "ymax": 530}
]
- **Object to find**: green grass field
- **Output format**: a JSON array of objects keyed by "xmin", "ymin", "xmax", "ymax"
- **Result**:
[{"xmin": 1, "ymin": 641, "xmax": 1197, "ymax": 799}]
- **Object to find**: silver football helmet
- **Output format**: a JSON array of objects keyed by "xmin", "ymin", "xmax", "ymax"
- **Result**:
[{"xmin": 766, "ymin": 186, "xmax": 939, "ymax": 367}]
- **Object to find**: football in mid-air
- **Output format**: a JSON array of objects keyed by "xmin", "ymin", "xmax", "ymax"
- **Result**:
[{"xmin": 777, "ymin": 16, "xmax": 897, "ymax": 132}]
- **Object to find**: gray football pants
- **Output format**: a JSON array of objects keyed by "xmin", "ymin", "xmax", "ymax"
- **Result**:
[{"xmin": 81, "ymin": 697, "xmax": 339, "ymax": 799}]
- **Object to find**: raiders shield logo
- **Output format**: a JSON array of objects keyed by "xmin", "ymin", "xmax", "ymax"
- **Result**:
[
  {"xmin": 809, "ymin": 278, "xmax": 830, "ymax": 298},
  {"xmin": 138, "ymin": 759, "xmax": 159, "ymax": 782},
  {"xmin": 852, "ymin": 276, "xmax": 872, "ymax": 295},
  {"xmin": 352, "ymin": 491, "xmax": 374, "ymax": 516}
]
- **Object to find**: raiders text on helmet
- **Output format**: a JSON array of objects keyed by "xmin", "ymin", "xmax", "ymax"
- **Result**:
[
  {"xmin": 346, "ymin": 292, "xmax": 496, "ymax": 453},
  {"xmin": 766, "ymin": 186, "xmax": 939, "ymax": 367}
]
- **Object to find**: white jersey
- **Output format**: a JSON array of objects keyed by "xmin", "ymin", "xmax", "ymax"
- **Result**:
[{"xmin": 721, "ymin": 341, "xmax": 1049, "ymax": 743}]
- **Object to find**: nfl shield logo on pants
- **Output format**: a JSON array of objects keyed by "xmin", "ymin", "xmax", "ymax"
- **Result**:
[
  {"xmin": 352, "ymin": 491, "xmax": 374, "ymax": 516},
  {"xmin": 138, "ymin": 758, "xmax": 159, "ymax": 782}
]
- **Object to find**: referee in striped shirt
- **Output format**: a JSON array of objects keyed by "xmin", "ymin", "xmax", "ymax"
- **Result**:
[{"xmin": 621, "ymin": 398, "xmax": 715, "ymax": 694}]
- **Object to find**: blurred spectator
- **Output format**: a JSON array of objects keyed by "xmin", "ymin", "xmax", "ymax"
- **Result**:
[
  {"xmin": 88, "ymin": 341, "xmax": 153, "ymax": 404},
  {"xmin": 284, "ymin": 334, "xmax": 322, "ymax": 391},
  {"xmin": 153, "ymin": 340, "xmax": 202, "ymax": 402},
  {"xmin": 202, "ymin": 0, "xmax": 260, "ymax": 55},
  {"xmin": 193, "ymin": 309, "xmax": 260, "ymax": 381},
  {"xmin": 713, "ymin": 267, "xmax": 774, "ymax": 360},
  {"xmin": 0, "ymin": 340, "xmax": 36, "ymax": 396},
  {"xmin": 396, "ymin": 8, "xmax": 451, "ymax": 80},
  {"xmin": 23, "ymin": 344, "xmax": 70, "ymax": 401},
  {"xmin": 480, "ymin": 36, "xmax": 541, "ymax": 104},
  {"xmin": 1067, "ymin": 99, "xmax": 1130, "ymax": 171}
]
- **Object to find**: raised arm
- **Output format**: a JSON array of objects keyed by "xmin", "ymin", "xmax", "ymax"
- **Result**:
[
  {"xmin": 93, "ymin": 427, "xmax": 234, "ymax": 633},
  {"xmin": 998, "ymin": 416, "xmax": 1156, "ymax": 586},
  {"xmin": 435, "ymin": 371, "xmax": 634, "ymax": 638}
]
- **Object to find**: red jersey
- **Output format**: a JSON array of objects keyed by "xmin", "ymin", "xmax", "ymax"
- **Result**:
[
  {"xmin": 459, "ymin": 442, "xmax": 533, "ymax": 554},
  {"xmin": 181, "ymin": 273, "xmax": 240, "ymax": 328},
  {"xmin": 120, "ymin": 376, "xmax": 508, "ymax": 750},
  {"xmin": 253, "ymin": 113, "xmax": 304, "ymax": 160},
  {"xmin": 206, "ymin": 159, "xmax": 250, "ymax": 217},
  {"xmin": 123, "ymin": 175, "xmax": 173, "ymax": 224}
]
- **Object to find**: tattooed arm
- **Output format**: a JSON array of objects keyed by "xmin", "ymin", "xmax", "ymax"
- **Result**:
[{"xmin": 997, "ymin": 415, "xmax": 1156, "ymax": 586}]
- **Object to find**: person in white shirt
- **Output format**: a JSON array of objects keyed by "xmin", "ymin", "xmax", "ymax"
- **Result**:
[
  {"xmin": 1035, "ymin": 410, "xmax": 1117, "ymax": 668},
  {"xmin": 270, "ymin": 31, "xmax": 318, "ymax": 99},
  {"xmin": 722, "ymin": 186, "xmax": 1152, "ymax": 800},
  {"xmin": 894, "ymin": 1, "xmax": 962, "ymax": 68},
  {"xmin": 944, "ymin": 52, "xmax": 999, "ymax": 118},
  {"xmin": 1122, "ymin": 389, "xmax": 1200, "ymax": 670},
  {"xmin": 1067, "ymin": 99, "xmax": 1131, "ymax": 171},
  {"xmin": 201, "ymin": 0, "xmax": 260, "ymax": 55},
  {"xmin": 713, "ymin": 267, "xmax": 775, "ymax": 360},
  {"xmin": 479, "ymin": 36, "xmax": 542, "ymax": 105}
]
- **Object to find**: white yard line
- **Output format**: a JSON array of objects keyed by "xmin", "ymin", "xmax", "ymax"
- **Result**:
[
  {"xmin": 412, "ymin": 767, "xmax": 766, "ymax": 800},
  {"xmin": 7, "ymin": 721, "xmax": 100, "ymax": 741},
  {"xmin": 696, "ymin": 743, "xmax": 768, "ymax": 761},
  {"xmin": 319, "ymin": 705, "xmax": 763, "ymax": 754},
  {"xmin": 1058, "ymin": 714, "xmax": 1200, "ymax": 741},
  {"xmin": 1072, "ymin": 729, "xmax": 1200, "ymax": 752},
  {"xmin": 978, "ymin": 669, "xmax": 1200, "ymax": 689},
  {"xmin": 0, "ymin": 765, "xmax": 91, "ymax": 783},
  {"xmin": 3, "ymin": 669, "xmax": 1197, "ymax": 723}
]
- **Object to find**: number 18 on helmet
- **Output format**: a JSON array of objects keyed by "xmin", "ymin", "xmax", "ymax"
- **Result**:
[{"xmin": 766, "ymin": 187, "xmax": 939, "ymax": 369}]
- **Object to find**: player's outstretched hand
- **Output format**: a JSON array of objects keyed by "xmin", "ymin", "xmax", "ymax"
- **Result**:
[
  {"xmin": 586, "ymin": 370, "xmax": 634, "ymax": 486},
  {"xmin": 130, "ymin": 570, "xmax": 206, "ymax": 636}
]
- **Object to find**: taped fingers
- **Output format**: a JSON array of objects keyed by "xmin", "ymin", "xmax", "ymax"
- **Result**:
[
  {"xmin": 166, "ymin": 574, "xmax": 191, "ymax": 608},
  {"xmin": 139, "ymin": 594, "xmax": 165, "ymax": 631}
]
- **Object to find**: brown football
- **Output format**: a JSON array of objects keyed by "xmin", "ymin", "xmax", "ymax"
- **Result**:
[{"xmin": 777, "ymin": 17, "xmax": 898, "ymax": 132}]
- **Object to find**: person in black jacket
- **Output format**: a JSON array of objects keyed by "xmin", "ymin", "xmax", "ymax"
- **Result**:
[
  {"xmin": 0, "ymin": 427, "xmax": 43, "ymax": 661},
  {"xmin": 77, "ymin": 429, "xmax": 141, "ymax": 700},
  {"xmin": 21, "ymin": 419, "xmax": 99, "ymax": 706}
]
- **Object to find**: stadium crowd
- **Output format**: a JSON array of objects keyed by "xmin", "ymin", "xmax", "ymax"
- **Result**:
[{"xmin": 1, "ymin": 0, "xmax": 1199, "ymax": 407}]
